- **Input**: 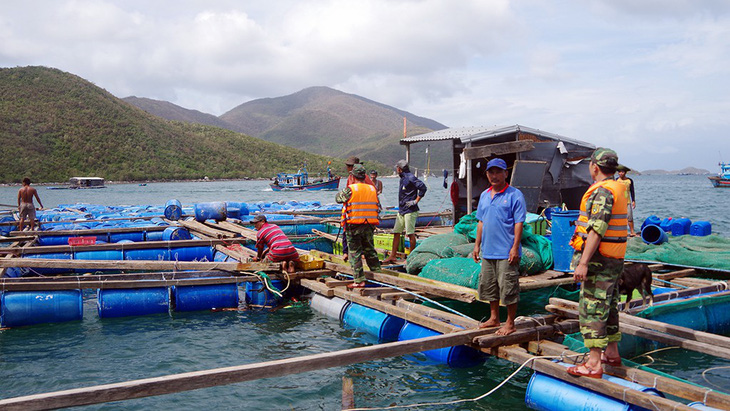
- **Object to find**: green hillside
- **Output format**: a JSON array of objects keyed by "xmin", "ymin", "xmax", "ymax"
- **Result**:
[{"xmin": 0, "ymin": 66, "xmax": 346, "ymax": 183}]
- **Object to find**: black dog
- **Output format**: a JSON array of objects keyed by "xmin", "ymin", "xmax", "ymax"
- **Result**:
[{"xmin": 618, "ymin": 263, "xmax": 654, "ymax": 311}]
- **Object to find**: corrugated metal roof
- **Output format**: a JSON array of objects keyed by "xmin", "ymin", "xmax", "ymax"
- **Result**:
[{"xmin": 402, "ymin": 124, "xmax": 595, "ymax": 148}]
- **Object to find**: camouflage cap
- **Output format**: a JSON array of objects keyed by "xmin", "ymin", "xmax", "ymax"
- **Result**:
[
  {"xmin": 591, "ymin": 147, "xmax": 619, "ymax": 168},
  {"xmin": 352, "ymin": 163, "xmax": 367, "ymax": 179},
  {"xmin": 345, "ymin": 156, "xmax": 360, "ymax": 166}
]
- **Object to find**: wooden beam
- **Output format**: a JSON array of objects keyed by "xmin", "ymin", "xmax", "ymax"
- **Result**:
[
  {"xmin": 474, "ymin": 320, "xmax": 579, "ymax": 348},
  {"xmin": 0, "ymin": 258, "xmax": 253, "ymax": 272},
  {"xmin": 530, "ymin": 340, "xmax": 730, "ymax": 410},
  {"xmin": 0, "ymin": 238, "xmax": 249, "ymax": 255},
  {"xmin": 0, "ymin": 328, "xmax": 493, "ymax": 410},
  {"xmin": 9, "ymin": 225, "xmax": 169, "ymax": 237},
  {"xmin": 462, "ymin": 140, "xmax": 535, "ymax": 161},
  {"xmin": 655, "ymin": 268, "xmax": 696, "ymax": 281},
  {"xmin": 394, "ymin": 300, "xmax": 478, "ymax": 329}
]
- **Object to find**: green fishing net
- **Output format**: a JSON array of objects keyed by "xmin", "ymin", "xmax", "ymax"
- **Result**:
[
  {"xmin": 405, "ymin": 232, "xmax": 470, "ymax": 275},
  {"xmin": 420, "ymin": 257, "xmax": 481, "ymax": 289},
  {"xmin": 626, "ymin": 234, "xmax": 730, "ymax": 270}
]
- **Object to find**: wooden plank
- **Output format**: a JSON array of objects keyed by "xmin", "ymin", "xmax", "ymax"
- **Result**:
[
  {"xmin": 530, "ymin": 340, "xmax": 730, "ymax": 410},
  {"xmin": 0, "ymin": 258, "xmax": 238, "ymax": 271},
  {"xmin": 10, "ymin": 225, "xmax": 169, "ymax": 237},
  {"xmin": 0, "ymin": 277, "xmax": 245, "ymax": 291},
  {"xmin": 0, "ymin": 238, "xmax": 248, "ymax": 255},
  {"xmin": 0, "ymin": 327, "xmax": 495, "ymax": 410},
  {"xmin": 380, "ymin": 292, "xmax": 421, "ymax": 301},
  {"xmin": 324, "ymin": 279, "xmax": 353, "ymax": 288},
  {"xmin": 357, "ymin": 287, "xmax": 395, "ymax": 296},
  {"xmin": 497, "ymin": 345, "xmax": 694, "ymax": 411},
  {"xmin": 394, "ymin": 300, "xmax": 478, "ymax": 329},
  {"xmin": 474, "ymin": 320, "xmax": 579, "ymax": 348},
  {"xmin": 462, "ymin": 140, "xmax": 535, "ymax": 161},
  {"xmin": 300, "ymin": 278, "xmax": 335, "ymax": 297},
  {"xmin": 655, "ymin": 268, "xmax": 696, "ymax": 281},
  {"xmin": 176, "ymin": 220, "xmax": 236, "ymax": 239}
]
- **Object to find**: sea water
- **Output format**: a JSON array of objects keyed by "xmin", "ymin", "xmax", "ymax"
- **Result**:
[{"xmin": 0, "ymin": 175, "xmax": 728, "ymax": 410}]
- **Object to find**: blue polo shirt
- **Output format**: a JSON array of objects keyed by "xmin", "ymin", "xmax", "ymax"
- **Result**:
[{"xmin": 476, "ymin": 184, "xmax": 527, "ymax": 259}]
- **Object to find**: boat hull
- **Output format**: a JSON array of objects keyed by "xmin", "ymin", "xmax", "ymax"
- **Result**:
[
  {"xmin": 270, "ymin": 178, "xmax": 340, "ymax": 191},
  {"xmin": 708, "ymin": 176, "xmax": 730, "ymax": 188}
]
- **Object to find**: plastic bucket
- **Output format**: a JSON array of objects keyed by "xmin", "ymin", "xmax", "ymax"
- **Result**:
[
  {"xmin": 551, "ymin": 210, "xmax": 579, "ymax": 272},
  {"xmin": 397, "ymin": 322, "xmax": 486, "ymax": 368},
  {"xmin": 172, "ymin": 283, "xmax": 239, "ymax": 312},
  {"xmin": 690, "ymin": 221, "xmax": 712, "ymax": 237},
  {"xmin": 97, "ymin": 287, "xmax": 170, "ymax": 318},
  {"xmin": 0, "ymin": 290, "xmax": 83, "ymax": 327},
  {"xmin": 310, "ymin": 294, "xmax": 350, "ymax": 321},
  {"xmin": 525, "ymin": 362, "xmax": 664, "ymax": 411},
  {"xmin": 245, "ymin": 279, "xmax": 285, "ymax": 307},
  {"xmin": 342, "ymin": 303, "xmax": 405, "ymax": 342},
  {"xmin": 164, "ymin": 199, "xmax": 183, "ymax": 221},
  {"xmin": 670, "ymin": 218, "xmax": 692, "ymax": 236},
  {"xmin": 194, "ymin": 202, "xmax": 227, "ymax": 222},
  {"xmin": 641, "ymin": 224, "xmax": 668, "ymax": 245},
  {"xmin": 162, "ymin": 227, "xmax": 192, "ymax": 241}
]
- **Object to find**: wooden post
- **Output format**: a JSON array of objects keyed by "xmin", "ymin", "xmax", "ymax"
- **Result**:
[{"xmin": 342, "ymin": 377, "xmax": 355, "ymax": 410}]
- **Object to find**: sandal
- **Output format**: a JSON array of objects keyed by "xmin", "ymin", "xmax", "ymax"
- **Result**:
[
  {"xmin": 347, "ymin": 282, "xmax": 367, "ymax": 289},
  {"xmin": 567, "ymin": 363, "xmax": 603, "ymax": 379},
  {"xmin": 601, "ymin": 355, "xmax": 622, "ymax": 367}
]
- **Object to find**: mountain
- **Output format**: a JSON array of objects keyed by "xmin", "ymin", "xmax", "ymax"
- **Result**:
[
  {"xmin": 122, "ymin": 96, "xmax": 232, "ymax": 130},
  {"xmin": 219, "ymin": 86, "xmax": 451, "ymax": 170},
  {"xmin": 0, "ymin": 66, "xmax": 340, "ymax": 183},
  {"xmin": 641, "ymin": 167, "xmax": 711, "ymax": 175}
]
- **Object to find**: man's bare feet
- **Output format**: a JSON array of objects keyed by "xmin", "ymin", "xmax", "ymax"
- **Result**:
[
  {"xmin": 495, "ymin": 324, "xmax": 517, "ymax": 336},
  {"xmin": 382, "ymin": 258, "xmax": 398, "ymax": 265},
  {"xmin": 478, "ymin": 319, "xmax": 500, "ymax": 329}
]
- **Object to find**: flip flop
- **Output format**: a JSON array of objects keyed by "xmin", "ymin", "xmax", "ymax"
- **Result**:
[
  {"xmin": 347, "ymin": 282, "xmax": 367, "ymax": 289},
  {"xmin": 567, "ymin": 364, "xmax": 603, "ymax": 379},
  {"xmin": 601, "ymin": 355, "xmax": 622, "ymax": 367}
]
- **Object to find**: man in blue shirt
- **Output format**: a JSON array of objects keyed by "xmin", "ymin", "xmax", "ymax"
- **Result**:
[
  {"xmin": 383, "ymin": 159, "xmax": 427, "ymax": 264},
  {"xmin": 472, "ymin": 158, "xmax": 526, "ymax": 335}
]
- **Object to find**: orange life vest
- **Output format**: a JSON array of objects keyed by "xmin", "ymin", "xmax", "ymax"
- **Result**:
[
  {"xmin": 344, "ymin": 183, "xmax": 380, "ymax": 225},
  {"xmin": 570, "ymin": 179, "xmax": 628, "ymax": 258}
]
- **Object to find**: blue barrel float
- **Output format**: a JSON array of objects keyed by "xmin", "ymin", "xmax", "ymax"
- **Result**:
[
  {"xmin": 170, "ymin": 246, "xmax": 214, "ymax": 261},
  {"xmin": 97, "ymin": 287, "xmax": 170, "ymax": 318},
  {"xmin": 109, "ymin": 231, "xmax": 145, "ymax": 243},
  {"xmin": 74, "ymin": 249, "xmax": 124, "ymax": 274},
  {"xmin": 24, "ymin": 252, "xmax": 74, "ymax": 275},
  {"xmin": 172, "ymin": 283, "xmax": 239, "ymax": 312},
  {"xmin": 670, "ymin": 218, "xmax": 692, "ymax": 236},
  {"xmin": 641, "ymin": 224, "xmax": 668, "ymax": 245},
  {"xmin": 245, "ymin": 279, "xmax": 285, "ymax": 307},
  {"xmin": 641, "ymin": 215, "xmax": 661, "ymax": 231},
  {"xmin": 397, "ymin": 322, "xmax": 486, "ymax": 367},
  {"xmin": 124, "ymin": 247, "xmax": 171, "ymax": 261},
  {"xmin": 1, "ymin": 290, "xmax": 83, "ymax": 327},
  {"xmin": 691, "ymin": 221, "xmax": 712, "ymax": 237},
  {"xmin": 164, "ymin": 199, "xmax": 183, "ymax": 221},
  {"xmin": 162, "ymin": 227, "xmax": 192, "ymax": 241},
  {"xmin": 310, "ymin": 294, "xmax": 350, "ymax": 321},
  {"xmin": 525, "ymin": 362, "xmax": 664, "ymax": 411},
  {"xmin": 551, "ymin": 210, "xmax": 580, "ymax": 272},
  {"xmin": 194, "ymin": 202, "xmax": 227, "ymax": 222},
  {"xmin": 659, "ymin": 217, "xmax": 674, "ymax": 232},
  {"xmin": 342, "ymin": 303, "xmax": 405, "ymax": 342}
]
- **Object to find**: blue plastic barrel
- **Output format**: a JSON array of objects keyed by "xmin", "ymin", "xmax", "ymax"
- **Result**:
[
  {"xmin": 169, "ymin": 246, "xmax": 214, "ymax": 261},
  {"xmin": 194, "ymin": 202, "xmax": 227, "ymax": 222},
  {"xmin": 525, "ymin": 363, "xmax": 664, "ymax": 411},
  {"xmin": 659, "ymin": 217, "xmax": 674, "ymax": 232},
  {"xmin": 37, "ymin": 236, "xmax": 71, "ymax": 246},
  {"xmin": 162, "ymin": 227, "xmax": 192, "ymax": 241},
  {"xmin": 690, "ymin": 221, "xmax": 712, "ymax": 237},
  {"xmin": 670, "ymin": 218, "xmax": 692, "ymax": 236},
  {"xmin": 110, "ymin": 231, "xmax": 145, "ymax": 243},
  {"xmin": 641, "ymin": 215, "xmax": 661, "ymax": 231},
  {"xmin": 245, "ymin": 279, "xmax": 285, "ymax": 307},
  {"xmin": 310, "ymin": 294, "xmax": 350, "ymax": 321},
  {"xmin": 97, "ymin": 287, "xmax": 170, "ymax": 318},
  {"xmin": 551, "ymin": 210, "xmax": 580, "ymax": 272},
  {"xmin": 397, "ymin": 322, "xmax": 486, "ymax": 367},
  {"xmin": 641, "ymin": 224, "xmax": 668, "ymax": 245},
  {"xmin": 172, "ymin": 283, "xmax": 239, "ymax": 312},
  {"xmin": 342, "ymin": 303, "xmax": 405, "ymax": 342},
  {"xmin": 24, "ymin": 252, "xmax": 74, "ymax": 275},
  {"xmin": 1, "ymin": 290, "xmax": 83, "ymax": 327},
  {"xmin": 688, "ymin": 401, "xmax": 723, "ymax": 410},
  {"xmin": 145, "ymin": 230, "xmax": 164, "ymax": 241},
  {"xmin": 164, "ymin": 199, "xmax": 183, "ymax": 221},
  {"xmin": 124, "ymin": 248, "xmax": 170, "ymax": 261},
  {"xmin": 74, "ymin": 249, "xmax": 123, "ymax": 261}
]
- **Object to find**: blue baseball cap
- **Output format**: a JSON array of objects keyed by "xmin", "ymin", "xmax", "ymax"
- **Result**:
[{"xmin": 486, "ymin": 158, "xmax": 507, "ymax": 170}]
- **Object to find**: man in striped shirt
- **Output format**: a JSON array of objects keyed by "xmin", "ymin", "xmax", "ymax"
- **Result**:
[{"xmin": 253, "ymin": 214, "xmax": 299, "ymax": 273}]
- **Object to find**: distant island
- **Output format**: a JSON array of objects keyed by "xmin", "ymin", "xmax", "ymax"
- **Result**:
[{"xmin": 639, "ymin": 167, "xmax": 711, "ymax": 175}]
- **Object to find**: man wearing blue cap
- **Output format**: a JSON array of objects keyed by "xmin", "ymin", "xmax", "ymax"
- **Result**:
[{"xmin": 473, "ymin": 158, "xmax": 526, "ymax": 336}]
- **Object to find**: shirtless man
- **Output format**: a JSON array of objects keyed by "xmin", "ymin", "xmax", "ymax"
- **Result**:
[{"xmin": 17, "ymin": 177, "xmax": 44, "ymax": 231}]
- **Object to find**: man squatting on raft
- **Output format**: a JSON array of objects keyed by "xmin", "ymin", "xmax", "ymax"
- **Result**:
[
  {"xmin": 252, "ymin": 214, "xmax": 300, "ymax": 273},
  {"xmin": 472, "ymin": 158, "xmax": 526, "ymax": 336},
  {"xmin": 567, "ymin": 148, "xmax": 628, "ymax": 379}
]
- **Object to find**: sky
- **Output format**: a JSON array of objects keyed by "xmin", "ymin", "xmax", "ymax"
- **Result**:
[{"xmin": 2, "ymin": 0, "xmax": 729, "ymax": 171}]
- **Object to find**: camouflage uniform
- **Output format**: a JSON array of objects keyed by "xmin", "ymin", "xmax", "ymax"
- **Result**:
[
  {"xmin": 336, "ymin": 179, "xmax": 381, "ymax": 283},
  {"xmin": 571, "ymin": 180, "xmax": 624, "ymax": 349}
]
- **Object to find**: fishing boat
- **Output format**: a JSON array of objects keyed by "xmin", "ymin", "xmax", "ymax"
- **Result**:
[
  {"xmin": 708, "ymin": 162, "xmax": 730, "ymax": 188},
  {"xmin": 270, "ymin": 163, "xmax": 340, "ymax": 191}
]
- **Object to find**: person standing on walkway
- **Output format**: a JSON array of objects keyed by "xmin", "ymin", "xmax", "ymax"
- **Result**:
[
  {"xmin": 341, "ymin": 156, "xmax": 376, "ymax": 261},
  {"xmin": 472, "ymin": 158, "xmax": 526, "ymax": 336},
  {"xmin": 370, "ymin": 170, "xmax": 383, "ymax": 196},
  {"xmin": 615, "ymin": 165, "xmax": 637, "ymax": 237},
  {"xmin": 336, "ymin": 164, "xmax": 381, "ymax": 288},
  {"xmin": 17, "ymin": 177, "xmax": 44, "ymax": 231},
  {"xmin": 383, "ymin": 160, "xmax": 427, "ymax": 264},
  {"xmin": 567, "ymin": 148, "xmax": 628, "ymax": 379}
]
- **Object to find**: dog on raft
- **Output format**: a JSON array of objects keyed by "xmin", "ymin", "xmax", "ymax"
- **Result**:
[{"xmin": 618, "ymin": 263, "xmax": 654, "ymax": 311}]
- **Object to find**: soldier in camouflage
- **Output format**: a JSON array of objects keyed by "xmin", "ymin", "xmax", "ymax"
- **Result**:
[{"xmin": 567, "ymin": 147, "xmax": 627, "ymax": 378}]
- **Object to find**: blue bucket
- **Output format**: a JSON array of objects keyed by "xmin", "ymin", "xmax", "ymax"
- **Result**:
[
  {"xmin": 670, "ymin": 218, "xmax": 692, "ymax": 236},
  {"xmin": 97, "ymin": 287, "xmax": 170, "ymax": 318},
  {"xmin": 172, "ymin": 283, "xmax": 239, "ymax": 312},
  {"xmin": 342, "ymin": 303, "xmax": 405, "ymax": 342},
  {"xmin": 0, "ymin": 290, "xmax": 83, "ymax": 327},
  {"xmin": 164, "ymin": 199, "xmax": 183, "ymax": 221},
  {"xmin": 525, "ymin": 363, "xmax": 664, "ymax": 411},
  {"xmin": 690, "ymin": 221, "xmax": 712, "ymax": 237},
  {"xmin": 551, "ymin": 210, "xmax": 579, "ymax": 272},
  {"xmin": 162, "ymin": 227, "xmax": 192, "ymax": 241},
  {"xmin": 194, "ymin": 202, "xmax": 227, "ymax": 222},
  {"xmin": 245, "ymin": 279, "xmax": 285, "ymax": 307},
  {"xmin": 397, "ymin": 322, "xmax": 486, "ymax": 368},
  {"xmin": 641, "ymin": 224, "xmax": 668, "ymax": 245}
]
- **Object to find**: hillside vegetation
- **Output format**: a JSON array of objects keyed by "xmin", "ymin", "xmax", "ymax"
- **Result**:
[{"xmin": 0, "ymin": 66, "xmax": 345, "ymax": 183}]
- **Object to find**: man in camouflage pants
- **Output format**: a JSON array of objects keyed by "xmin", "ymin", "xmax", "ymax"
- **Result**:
[{"xmin": 567, "ymin": 148, "xmax": 628, "ymax": 378}]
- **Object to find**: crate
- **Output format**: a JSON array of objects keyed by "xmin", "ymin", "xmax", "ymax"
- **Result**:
[
  {"xmin": 526, "ymin": 216, "xmax": 548, "ymax": 236},
  {"xmin": 297, "ymin": 254, "xmax": 324, "ymax": 270},
  {"xmin": 68, "ymin": 236, "xmax": 97, "ymax": 246},
  {"xmin": 373, "ymin": 234, "xmax": 405, "ymax": 253}
]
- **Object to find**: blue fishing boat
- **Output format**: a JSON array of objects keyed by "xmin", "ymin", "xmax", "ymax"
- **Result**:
[
  {"xmin": 270, "ymin": 163, "xmax": 340, "ymax": 191},
  {"xmin": 708, "ymin": 162, "xmax": 730, "ymax": 188}
]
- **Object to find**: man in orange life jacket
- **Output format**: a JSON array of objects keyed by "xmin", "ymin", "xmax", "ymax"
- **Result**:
[
  {"xmin": 336, "ymin": 164, "xmax": 381, "ymax": 288},
  {"xmin": 567, "ymin": 148, "xmax": 628, "ymax": 379},
  {"xmin": 341, "ymin": 156, "xmax": 376, "ymax": 262}
]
